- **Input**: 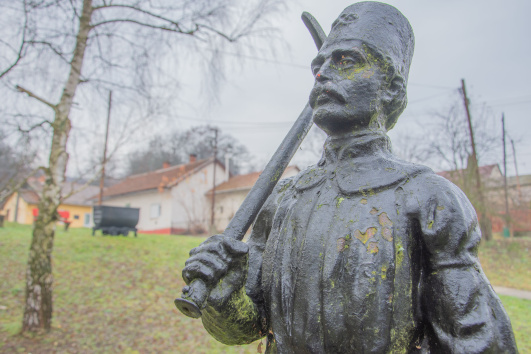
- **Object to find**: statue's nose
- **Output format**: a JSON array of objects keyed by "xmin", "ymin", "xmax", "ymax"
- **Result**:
[{"xmin": 315, "ymin": 60, "xmax": 333, "ymax": 82}]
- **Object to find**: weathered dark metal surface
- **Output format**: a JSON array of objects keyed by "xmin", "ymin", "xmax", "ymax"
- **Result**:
[
  {"xmin": 175, "ymin": 104, "xmax": 315, "ymax": 317},
  {"xmin": 178, "ymin": 2, "xmax": 518, "ymax": 352},
  {"xmin": 92, "ymin": 205, "xmax": 139, "ymax": 237},
  {"xmin": 174, "ymin": 10, "xmax": 327, "ymax": 320}
]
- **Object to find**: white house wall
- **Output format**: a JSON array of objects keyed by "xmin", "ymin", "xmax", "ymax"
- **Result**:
[
  {"xmin": 212, "ymin": 169, "xmax": 300, "ymax": 233},
  {"xmin": 103, "ymin": 189, "xmax": 173, "ymax": 233},
  {"xmin": 213, "ymin": 190, "xmax": 249, "ymax": 233},
  {"xmin": 171, "ymin": 162, "xmax": 226, "ymax": 233}
]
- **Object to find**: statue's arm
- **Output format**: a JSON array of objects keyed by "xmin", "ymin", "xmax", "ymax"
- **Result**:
[
  {"xmin": 185, "ymin": 178, "xmax": 290, "ymax": 345},
  {"xmin": 416, "ymin": 176, "xmax": 517, "ymax": 353}
]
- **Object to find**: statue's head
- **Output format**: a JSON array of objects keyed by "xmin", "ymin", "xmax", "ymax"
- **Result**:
[{"xmin": 309, "ymin": 2, "xmax": 414, "ymax": 136}]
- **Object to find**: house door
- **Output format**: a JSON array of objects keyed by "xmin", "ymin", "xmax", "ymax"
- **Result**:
[{"xmin": 83, "ymin": 213, "xmax": 91, "ymax": 227}]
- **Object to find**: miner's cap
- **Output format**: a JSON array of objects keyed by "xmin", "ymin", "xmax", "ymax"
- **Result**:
[{"xmin": 324, "ymin": 1, "xmax": 414, "ymax": 83}]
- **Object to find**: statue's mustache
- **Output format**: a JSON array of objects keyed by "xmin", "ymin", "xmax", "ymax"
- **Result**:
[{"xmin": 309, "ymin": 83, "xmax": 348, "ymax": 107}]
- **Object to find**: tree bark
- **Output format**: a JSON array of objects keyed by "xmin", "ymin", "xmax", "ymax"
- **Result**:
[{"xmin": 22, "ymin": 0, "xmax": 93, "ymax": 333}]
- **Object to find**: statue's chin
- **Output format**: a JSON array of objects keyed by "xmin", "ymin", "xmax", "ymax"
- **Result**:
[{"xmin": 313, "ymin": 108, "xmax": 370, "ymax": 137}]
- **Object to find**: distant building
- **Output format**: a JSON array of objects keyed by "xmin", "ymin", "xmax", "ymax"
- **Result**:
[
  {"xmin": 208, "ymin": 166, "xmax": 300, "ymax": 233},
  {"xmin": 436, "ymin": 164, "xmax": 503, "ymax": 190},
  {"xmin": 0, "ymin": 177, "xmax": 99, "ymax": 228},
  {"xmin": 437, "ymin": 164, "xmax": 531, "ymax": 234},
  {"xmin": 507, "ymin": 174, "xmax": 531, "ymax": 208},
  {"xmin": 100, "ymin": 156, "xmax": 226, "ymax": 234}
]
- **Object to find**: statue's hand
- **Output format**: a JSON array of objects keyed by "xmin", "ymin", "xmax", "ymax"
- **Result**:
[{"xmin": 182, "ymin": 234, "xmax": 249, "ymax": 301}]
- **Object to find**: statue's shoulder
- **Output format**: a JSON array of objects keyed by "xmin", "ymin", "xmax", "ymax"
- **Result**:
[
  {"xmin": 400, "ymin": 160, "xmax": 462, "ymax": 194},
  {"xmin": 398, "ymin": 159, "xmax": 475, "ymax": 214},
  {"xmin": 291, "ymin": 163, "xmax": 328, "ymax": 192}
]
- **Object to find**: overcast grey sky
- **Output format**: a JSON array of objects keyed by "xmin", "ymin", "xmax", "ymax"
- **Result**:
[{"xmin": 162, "ymin": 0, "xmax": 531, "ymax": 176}]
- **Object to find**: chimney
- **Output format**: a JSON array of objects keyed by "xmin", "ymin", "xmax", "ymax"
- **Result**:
[
  {"xmin": 189, "ymin": 154, "xmax": 197, "ymax": 163},
  {"xmin": 162, "ymin": 161, "xmax": 170, "ymax": 169},
  {"xmin": 225, "ymin": 154, "xmax": 230, "ymax": 182}
]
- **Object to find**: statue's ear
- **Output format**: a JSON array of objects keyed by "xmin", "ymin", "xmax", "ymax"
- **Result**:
[
  {"xmin": 381, "ymin": 74, "xmax": 407, "ymax": 131},
  {"xmin": 381, "ymin": 74, "xmax": 405, "ymax": 106}
]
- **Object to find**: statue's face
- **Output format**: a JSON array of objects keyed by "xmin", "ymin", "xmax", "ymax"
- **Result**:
[{"xmin": 309, "ymin": 39, "xmax": 387, "ymax": 136}]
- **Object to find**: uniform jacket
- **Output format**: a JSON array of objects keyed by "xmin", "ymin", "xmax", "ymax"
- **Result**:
[{"xmin": 243, "ymin": 133, "xmax": 517, "ymax": 353}]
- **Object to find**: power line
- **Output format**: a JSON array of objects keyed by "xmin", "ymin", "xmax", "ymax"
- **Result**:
[
  {"xmin": 408, "ymin": 91, "xmax": 454, "ymax": 104},
  {"xmin": 490, "ymin": 99, "xmax": 531, "ymax": 107},
  {"xmin": 212, "ymin": 49, "xmax": 459, "ymax": 90},
  {"xmin": 174, "ymin": 114, "xmax": 294, "ymax": 127},
  {"xmin": 486, "ymin": 94, "xmax": 531, "ymax": 103},
  {"xmin": 207, "ymin": 49, "xmax": 309, "ymax": 70},
  {"xmin": 408, "ymin": 83, "xmax": 455, "ymax": 90}
]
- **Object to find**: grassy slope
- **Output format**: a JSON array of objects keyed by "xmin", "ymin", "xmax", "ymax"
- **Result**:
[
  {"xmin": 479, "ymin": 238, "xmax": 531, "ymax": 291},
  {"xmin": 0, "ymin": 224, "xmax": 259, "ymax": 353},
  {"xmin": 0, "ymin": 224, "xmax": 529, "ymax": 353}
]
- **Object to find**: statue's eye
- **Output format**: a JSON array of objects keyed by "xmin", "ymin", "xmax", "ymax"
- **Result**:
[
  {"xmin": 333, "ymin": 51, "xmax": 367, "ymax": 70},
  {"xmin": 335, "ymin": 54, "xmax": 356, "ymax": 68}
]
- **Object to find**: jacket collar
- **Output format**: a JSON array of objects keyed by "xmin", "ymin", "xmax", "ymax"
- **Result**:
[
  {"xmin": 295, "ymin": 131, "xmax": 429, "ymax": 195},
  {"xmin": 319, "ymin": 132, "xmax": 392, "ymax": 166}
]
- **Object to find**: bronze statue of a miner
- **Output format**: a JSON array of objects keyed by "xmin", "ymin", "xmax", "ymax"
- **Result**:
[{"xmin": 178, "ymin": 2, "xmax": 518, "ymax": 353}]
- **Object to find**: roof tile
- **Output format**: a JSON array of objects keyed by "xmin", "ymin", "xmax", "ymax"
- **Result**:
[{"xmin": 102, "ymin": 158, "xmax": 211, "ymax": 197}]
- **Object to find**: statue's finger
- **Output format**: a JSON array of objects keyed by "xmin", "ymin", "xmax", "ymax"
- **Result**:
[
  {"xmin": 184, "ymin": 253, "xmax": 227, "ymax": 274},
  {"xmin": 221, "ymin": 237, "xmax": 249, "ymax": 255},
  {"xmin": 182, "ymin": 262, "xmax": 218, "ymax": 286},
  {"xmin": 189, "ymin": 237, "xmax": 226, "ymax": 257}
]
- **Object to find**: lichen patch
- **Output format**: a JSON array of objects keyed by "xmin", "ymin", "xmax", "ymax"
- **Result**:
[
  {"xmin": 353, "ymin": 227, "xmax": 377, "ymax": 244},
  {"xmin": 367, "ymin": 242, "xmax": 379, "ymax": 254}
]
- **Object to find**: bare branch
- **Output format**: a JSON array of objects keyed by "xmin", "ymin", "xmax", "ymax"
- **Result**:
[
  {"xmin": 93, "ymin": 3, "xmax": 185, "ymax": 32},
  {"xmin": 0, "ymin": 166, "xmax": 44, "ymax": 202},
  {"xmin": 67, "ymin": 0, "xmax": 81, "ymax": 19},
  {"xmin": 18, "ymin": 120, "xmax": 53, "ymax": 134},
  {"xmin": 0, "ymin": 43, "xmax": 26, "ymax": 79},
  {"xmin": 197, "ymin": 23, "xmax": 238, "ymax": 42},
  {"xmin": 91, "ymin": 18, "xmax": 197, "ymax": 35},
  {"xmin": 16, "ymin": 85, "xmax": 57, "ymax": 110},
  {"xmin": 27, "ymin": 40, "xmax": 70, "ymax": 65},
  {"xmin": 0, "ymin": 1, "xmax": 29, "ymax": 79}
]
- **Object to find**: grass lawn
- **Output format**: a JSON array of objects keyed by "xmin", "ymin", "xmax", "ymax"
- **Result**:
[
  {"xmin": 0, "ymin": 223, "xmax": 529, "ymax": 353},
  {"xmin": 479, "ymin": 237, "xmax": 531, "ymax": 291}
]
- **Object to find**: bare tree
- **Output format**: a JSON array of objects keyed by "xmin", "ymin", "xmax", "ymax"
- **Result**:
[
  {"xmin": 126, "ymin": 125, "xmax": 252, "ymax": 176},
  {"xmin": 0, "ymin": 131, "xmax": 37, "ymax": 202},
  {"xmin": 0, "ymin": 0, "xmax": 285, "ymax": 333},
  {"xmin": 393, "ymin": 94, "xmax": 501, "ymax": 240},
  {"xmin": 394, "ymin": 94, "xmax": 499, "ymax": 173}
]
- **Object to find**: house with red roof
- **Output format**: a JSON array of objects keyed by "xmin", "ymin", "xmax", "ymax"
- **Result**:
[
  {"xmin": 100, "ymin": 156, "xmax": 226, "ymax": 234},
  {"xmin": 0, "ymin": 177, "xmax": 99, "ymax": 228},
  {"xmin": 436, "ymin": 164, "xmax": 503, "ymax": 191},
  {"xmin": 208, "ymin": 166, "xmax": 299, "ymax": 232},
  {"xmin": 437, "ymin": 164, "xmax": 531, "ymax": 234}
]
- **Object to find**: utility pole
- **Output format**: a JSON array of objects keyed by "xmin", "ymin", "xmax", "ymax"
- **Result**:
[
  {"xmin": 210, "ymin": 128, "xmax": 218, "ymax": 232},
  {"xmin": 461, "ymin": 79, "xmax": 481, "ymax": 190},
  {"xmin": 502, "ymin": 114, "xmax": 511, "ymax": 237},
  {"xmin": 460, "ymin": 79, "xmax": 492, "ymax": 240},
  {"xmin": 98, "ymin": 91, "xmax": 112, "ymax": 205},
  {"xmin": 225, "ymin": 153, "xmax": 231, "ymax": 182},
  {"xmin": 510, "ymin": 139, "xmax": 523, "ymax": 201}
]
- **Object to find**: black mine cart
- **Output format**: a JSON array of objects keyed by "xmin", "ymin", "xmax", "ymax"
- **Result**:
[{"xmin": 92, "ymin": 205, "xmax": 140, "ymax": 237}]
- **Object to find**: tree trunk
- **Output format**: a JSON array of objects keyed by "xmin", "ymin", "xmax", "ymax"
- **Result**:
[{"xmin": 22, "ymin": 0, "xmax": 93, "ymax": 333}]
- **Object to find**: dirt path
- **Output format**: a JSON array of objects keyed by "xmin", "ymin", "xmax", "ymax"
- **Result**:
[{"xmin": 493, "ymin": 286, "xmax": 531, "ymax": 300}]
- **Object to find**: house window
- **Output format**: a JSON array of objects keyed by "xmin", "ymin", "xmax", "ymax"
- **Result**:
[
  {"xmin": 83, "ymin": 213, "xmax": 91, "ymax": 227},
  {"xmin": 150, "ymin": 203, "xmax": 161, "ymax": 218},
  {"xmin": 74, "ymin": 215, "xmax": 80, "ymax": 220}
]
